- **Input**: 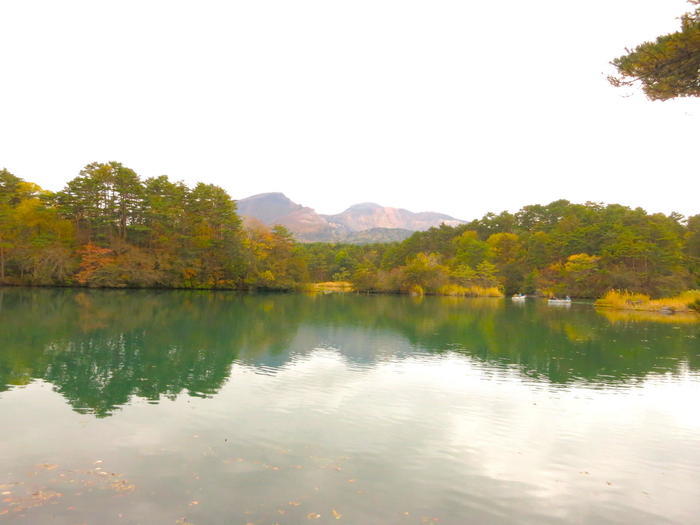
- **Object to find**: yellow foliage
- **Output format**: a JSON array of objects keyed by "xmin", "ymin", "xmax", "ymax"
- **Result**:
[
  {"xmin": 595, "ymin": 289, "xmax": 700, "ymax": 314},
  {"xmin": 409, "ymin": 284, "xmax": 425, "ymax": 296},
  {"xmin": 564, "ymin": 253, "xmax": 600, "ymax": 269},
  {"xmin": 260, "ymin": 270, "xmax": 275, "ymax": 283},
  {"xmin": 437, "ymin": 284, "xmax": 504, "ymax": 297},
  {"xmin": 307, "ymin": 281, "xmax": 354, "ymax": 293}
]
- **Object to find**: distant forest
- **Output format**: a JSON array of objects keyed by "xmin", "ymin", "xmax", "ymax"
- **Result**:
[{"xmin": 1, "ymin": 162, "xmax": 698, "ymax": 297}]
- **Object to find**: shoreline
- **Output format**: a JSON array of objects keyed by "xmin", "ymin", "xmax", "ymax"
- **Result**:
[
  {"xmin": 595, "ymin": 290, "xmax": 700, "ymax": 315},
  {"xmin": 2, "ymin": 283, "xmax": 699, "ymax": 316}
]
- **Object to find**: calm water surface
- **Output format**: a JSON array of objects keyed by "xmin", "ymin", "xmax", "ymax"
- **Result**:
[{"xmin": 0, "ymin": 289, "xmax": 699, "ymax": 524}]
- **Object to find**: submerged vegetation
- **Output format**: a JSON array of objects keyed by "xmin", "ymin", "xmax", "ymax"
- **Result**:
[{"xmin": 1, "ymin": 162, "xmax": 699, "ymax": 299}]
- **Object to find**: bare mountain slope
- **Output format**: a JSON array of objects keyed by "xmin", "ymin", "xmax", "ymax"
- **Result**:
[
  {"xmin": 236, "ymin": 193, "xmax": 334, "ymax": 236},
  {"xmin": 325, "ymin": 202, "xmax": 462, "ymax": 232},
  {"xmin": 236, "ymin": 193, "xmax": 463, "ymax": 243}
]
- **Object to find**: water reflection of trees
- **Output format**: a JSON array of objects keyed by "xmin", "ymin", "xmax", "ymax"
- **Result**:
[
  {"xmin": 0, "ymin": 289, "xmax": 697, "ymax": 416},
  {"xmin": 0, "ymin": 289, "xmax": 304, "ymax": 416}
]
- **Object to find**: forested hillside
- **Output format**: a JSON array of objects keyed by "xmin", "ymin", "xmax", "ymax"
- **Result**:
[
  {"xmin": 1, "ymin": 163, "xmax": 698, "ymax": 297},
  {"xmin": 0, "ymin": 163, "xmax": 308, "ymax": 289},
  {"xmin": 329, "ymin": 201, "xmax": 700, "ymax": 297}
]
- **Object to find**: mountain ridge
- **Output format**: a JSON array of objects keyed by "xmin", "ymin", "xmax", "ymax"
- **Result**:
[{"xmin": 236, "ymin": 192, "xmax": 465, "ymax": 243}]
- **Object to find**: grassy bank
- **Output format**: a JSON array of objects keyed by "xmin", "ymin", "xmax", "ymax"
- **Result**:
[
  {"xmin": 306, "ymin": 281, "xmax": 355, "ymax": 293},
  {"xmin": 435, "ymin": 284, "xmax": 504, "ymax": 297},
  {"xmin": 307, "ymin": 282, "xmax": 504, "ymax": 297},
  {"xmin": 595, "ymin": 290, "xmax": 700, "ymax": 314}
]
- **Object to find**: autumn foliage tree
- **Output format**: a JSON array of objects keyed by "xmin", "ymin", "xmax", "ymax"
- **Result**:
[
  {"xmin": 1, "ymin": 163, "xmax": 698, "ymax": 298},
  {"xmin": 1, "ymin": 170, "xmax": 74, "ymax": 284}
]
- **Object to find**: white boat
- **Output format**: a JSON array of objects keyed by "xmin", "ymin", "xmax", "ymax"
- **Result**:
[
  {"xmin": 512, "ymin": 294, "xmax": 527, "ymax": 301},
  {"xmin": 548, "ymin": 296, "xmax": 572, "ymax": 305}
]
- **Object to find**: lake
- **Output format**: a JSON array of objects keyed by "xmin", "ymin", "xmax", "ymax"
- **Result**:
[{"xmin": 0, "ymin": 289, "xmax": 698, "ymax": 524}]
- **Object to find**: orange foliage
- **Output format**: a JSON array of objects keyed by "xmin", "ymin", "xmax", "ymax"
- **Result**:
[{"xmin": 75, "ymin": 244, "xmax": 114, "ymax": 285}]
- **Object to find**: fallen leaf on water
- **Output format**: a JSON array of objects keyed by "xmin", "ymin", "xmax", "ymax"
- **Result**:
[
  {"xmin": 1, "ymin": 491, "xmax": 11, "ymax": 495},
  {"xmin": 37, "ymin": 464, "xmax": 59, "ymax": 471},
  {"xmin": 307, "ymin": 512, "xmax": 321, "ymax": 519},
  {"xmin": 332, "ymin": 508, "xmax": 342, "ymax": 519},
  {"xmin": 4, "ymin": 489, "xmax": 63, "ymax": 514},
  {"xmin": 289, "ymin": 501, "xmax": 301, "ymax": 507},
  {"xmin": 189, "ymin": 500, "xmax": 199, "ymax": 506},
  {"xmin": 111, "ymin": 480, "xmax": 136, "ymax": 493},
  {"xmin": 347, "ymin": 479, "xmax": 356, "ymax": 483}
]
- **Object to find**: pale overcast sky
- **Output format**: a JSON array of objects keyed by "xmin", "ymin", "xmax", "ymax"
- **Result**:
[{"xmin": 1, "ymin": 0, "xmax": 697, "ymax": 220}]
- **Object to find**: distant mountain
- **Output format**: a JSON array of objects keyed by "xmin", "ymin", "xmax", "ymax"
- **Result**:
[
  {"xmin": 326, "ymin": 202, "xmax": 462, "ymax": 232},
  {"xmin": 237, "ymin": 193, "xmax": 334, "ymax": 237},
  {"xmin": 236, "ymin": 192, "xmax": 464, "ymax": 243},
  {"xmin": 236, "ymin": 192, "xmax": 300, "ymax": 224},
  {"xmin": 338, "ymin": 227, "xmax": 415, "ymax": 244}
]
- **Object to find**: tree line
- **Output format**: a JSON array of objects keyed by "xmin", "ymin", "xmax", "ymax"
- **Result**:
[
  {"xmin": 1, "ymin": 163, "xmax": 698, "ymax": 297},
  {"xmin": 0, "ymin": 163, "xmax": 306, "ymax": 289},
  {"xmin": 303, "ymin": 201, "xmax": 699, "ymax": 298}
]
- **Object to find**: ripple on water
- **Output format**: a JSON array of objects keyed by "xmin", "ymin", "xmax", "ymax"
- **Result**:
[{"xmin": 1, "ymin": 291, "xmax": 699, "ymax": 524}]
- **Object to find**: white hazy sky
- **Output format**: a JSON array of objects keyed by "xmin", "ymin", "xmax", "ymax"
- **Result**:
[{"xmin": 1, "ymin": 0, "xmax": 698, "ymax": 220}]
